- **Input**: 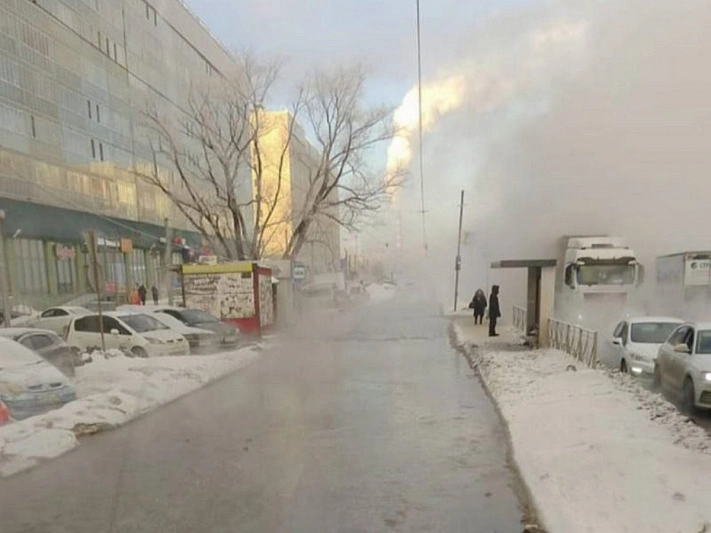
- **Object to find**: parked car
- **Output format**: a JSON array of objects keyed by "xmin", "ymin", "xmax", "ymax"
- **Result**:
[
  {"xmin": 0, "ymin": 337, "xmax": 76, "ymax": 420},
  {"xmin": 116, "ymin": 305, "xmax": 218, "ymax": 353},
  {"xmin": 31, "ymin": 306, "xmax": 91, "ymax": 336},
  {"xmin": 150, "ymin": 307, "xmax": 241, "ymax": 347},
  {"xmin": 655, "ymin": 322, "xmax": 711, "ymax": 411},
  {"xmin": 66, "ymin": 312, "xmax": 190, "ymax": 358},
  {"xmin": 611, "ymin": 317, "xmax": 683, "ymax": 375},
  {"xmin": 0, "ymin": 328, "xmax": 76, "ymax": 377}
]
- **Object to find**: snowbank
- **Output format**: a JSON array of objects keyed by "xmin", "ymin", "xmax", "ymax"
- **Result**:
[
  {"xmin": 452, "ymin": 319, "xmax": 711, "ymax": 533},
  {"xmin": 0, "ymin": 347, "xmax": 259, "ymax": 477},
  {"xmin": 366, "ymin": 283, "xmax": 396, "ymax": 304}
]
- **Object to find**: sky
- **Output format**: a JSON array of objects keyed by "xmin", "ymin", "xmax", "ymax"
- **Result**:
[{"xmin": 186, "ymin": 0, "xmax": 711, "ymax": 314}]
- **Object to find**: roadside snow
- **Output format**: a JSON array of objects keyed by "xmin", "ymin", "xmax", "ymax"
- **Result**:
[
  {"xmin": 0, "ymin": 347, "xmax": 259, "ymax": 477},
  {"xmin": 366, "ymin": 283, "xmax": 396, "ymax": 303},
  {"xmin": 453, "ymin": 319, "xmax": 711, "ymax": 533}
]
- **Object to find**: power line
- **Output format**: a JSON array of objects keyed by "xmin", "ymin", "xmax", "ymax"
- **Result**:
[{"xmin": 415, "ymin": 0, "xmax": 428, "ymax": 252}]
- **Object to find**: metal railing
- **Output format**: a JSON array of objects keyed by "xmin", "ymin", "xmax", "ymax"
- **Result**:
[
  {"xmin": 512, "ymin": 305, "xmax": 527, "ymax": 334},
  {"xmin": 547, "ymin": 318, "xmax": 598, "ymax": 368}
]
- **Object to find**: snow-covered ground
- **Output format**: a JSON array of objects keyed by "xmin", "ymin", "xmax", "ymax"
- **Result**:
[
  {"xmin": 452, "ymin": 318, "xmax": 711, "ymax": 533},
  {"xmin": 0, "ymin": 347, "xmax": 259, "ymax": 477}
]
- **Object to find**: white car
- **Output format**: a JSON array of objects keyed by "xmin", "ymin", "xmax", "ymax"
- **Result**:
[
  {"xmin": 32, "ymin": 306, "xmax": 91, "ymax": 336},
  {"xmin": 655, "ymin": 322, "xmax": 711, "ymax": 411},
  {"xmin": 611, "ymin": 316, "xmax": 683, "ymax": 375},
  {"xmin": 66, "ymin": 312, "xmax": 189, "ymax": 358},
  {"xmin": 116, "ymin": 305, "xmax": 217, "ymax": 353}
]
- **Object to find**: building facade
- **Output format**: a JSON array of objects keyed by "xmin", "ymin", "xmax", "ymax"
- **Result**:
[
  {"xmin": 253, "ymin": 110, "xmax": 341, "ymax": 275},
  {"xmin": 0, "ymin": 0, "xmax": 239, "ymax": 309}
]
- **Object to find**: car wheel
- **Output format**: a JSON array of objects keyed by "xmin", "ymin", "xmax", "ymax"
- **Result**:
[
  {"xmin": 131, "ymin": 346, "xmax": 148, "ymax": 358},
  {"xmin": 653, "ymin": 364, "xmax": 661, "ymax": 389},
  {"xmin": 682, "ymin": 377, "xmax": 697, "ymax": 414},
  {"xmin": 620, "ymin": 359, "xmax": 627, "ymax": 373}
]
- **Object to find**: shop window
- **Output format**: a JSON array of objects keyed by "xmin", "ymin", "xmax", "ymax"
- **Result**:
[{"xmin": 13, "ymin": 239, "xmax": 48, "ymax": 295}]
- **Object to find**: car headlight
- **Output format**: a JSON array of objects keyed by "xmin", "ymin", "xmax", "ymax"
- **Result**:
[
  {"xmin": 702, "ymin": 372, "xmax": 711, "ymax": 383},
  {"xmin": 0, "ymin": 382, "xmax": 26, "ymax": 395}
]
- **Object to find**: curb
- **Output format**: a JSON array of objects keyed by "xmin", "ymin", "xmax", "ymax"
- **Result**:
[{"xmin": 448, "ymin": 320, "xmax": 547, "ymax": 533}]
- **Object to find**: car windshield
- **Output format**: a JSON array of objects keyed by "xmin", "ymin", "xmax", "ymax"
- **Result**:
[
  {"xmin": 696, "ymin": 331, "xmax": 711, "ymax": 354},
  {"xmin": 118, "ymin": 314, "xmax": 169, "ymax": 333},
  {"xmin": 0, "ymin": 338, "xmax": 43, "ymax": 367},
  {"xmin": 630, "ymin": 322, "xmax": 682, "ymax": 344},
  {"xmin": 180, "ymin": 309, "xmax": 219, "ymax": 325},
  {"xmin": 577, "ymin": 264, "xmax": 636, "ymax": 286}
]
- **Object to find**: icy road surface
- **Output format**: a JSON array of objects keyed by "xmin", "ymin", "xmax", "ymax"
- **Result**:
[{"xmin": 0, "ymin": 290, "xmax": 525, "ymax": 532}]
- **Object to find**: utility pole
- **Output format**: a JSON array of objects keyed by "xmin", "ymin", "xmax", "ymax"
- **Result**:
[
  {"xmin": 163, "ymin": 218, "xmax": 174, "ymax": 305},
  {"xmin": 0, "ymin": 211, "xmax": 11, "ymax": 327},
  {"xmin": 87, "ymin": 231, "xmax": 105, "ymax": 352},
  {"xmin": 453, "ymin": 190, "xmax": 465, "ymax": 311}
]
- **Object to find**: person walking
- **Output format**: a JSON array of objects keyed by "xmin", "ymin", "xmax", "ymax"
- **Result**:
[
  {"xmin": 138, "ymin": 284, "xmax": 147, "ymax": 305},
  {"xmin": 488, "ymin": 285, "xmax": 501, "ymax": 337},
  {"xmin": 128, "ymin": 285, "xmax": 140, "ymax": 305},
  {"xmin": 469, "ymin": 289, "xmax": 487, "ymax": 325},
  {"xmin": 151, "ymin": 285, "xmax": 159, "ymax": 305}
]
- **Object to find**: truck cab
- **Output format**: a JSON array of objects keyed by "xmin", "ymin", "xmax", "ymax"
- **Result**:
[{"xmin": 562, "ymin": 237, "xmax": 643, "ymax": 293}]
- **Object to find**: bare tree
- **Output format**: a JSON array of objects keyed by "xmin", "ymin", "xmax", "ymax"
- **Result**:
[
  {"xmin": 283, "ymin": 66, "xmax": 402, "ymax": 260},
  {"xmin": 135, "ymin": 57, "xmax": 300, "ymax": 260},
  {"xmin": 135, "ymin": 57, "xmax": 401, "ymax": 263}
]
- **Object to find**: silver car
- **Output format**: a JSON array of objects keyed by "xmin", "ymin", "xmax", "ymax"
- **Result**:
[
  {"xmin": 655, "ymin": 322, "xmax": 711, "ymax": 411},
  {"xmin": 0, "ymin": 337, "xmax": 77, "ymax": 420}
]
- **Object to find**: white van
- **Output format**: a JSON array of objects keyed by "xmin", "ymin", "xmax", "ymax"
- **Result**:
[{"xmin": 66, "ymin": 312, "xmax": 189, "ymax": 357}]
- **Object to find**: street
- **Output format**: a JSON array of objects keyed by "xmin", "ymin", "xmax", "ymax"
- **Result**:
[{"xmin": 0, "ymin": 291, "xmax": 525, "ymax": 533}]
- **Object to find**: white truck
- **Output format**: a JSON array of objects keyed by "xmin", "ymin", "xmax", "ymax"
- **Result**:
[
  {"xmin": 656, "ymin": 252, "xmax": 711, "ymax": 320},
  {"xmin": 554, "ymin": 236, "xmax": 644, "ymax": 331}
]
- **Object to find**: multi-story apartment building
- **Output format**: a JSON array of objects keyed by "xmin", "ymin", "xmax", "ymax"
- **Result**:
[
  {"xmin": 254, "ymin": 110, "xmax": 340, "ymax": 275},
  {"xmin": 0, "ymin": 0, "xmax": 238, "ymax": 308}
]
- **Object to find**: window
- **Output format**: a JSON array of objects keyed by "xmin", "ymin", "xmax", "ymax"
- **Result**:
[
  {"xmin": 104, "ymin": 316, "xmax": 130, "ymax": 335},
  {"xmin": 697, "ymin": 331, "xmax": 711, "ymax": 354},
  {"xmin": 113, "ymin": 42, "xmax": 117, "ymax": 61},
  {"xmin": 118, "ymin": 314, "xmax": 168, "ymax": 333},
  {"xmin": 99, "ymin": 142, "xmax": 104, "ymax": 161},
  {"xmin": 28, "ymin": 334, "xmax": 55, "ymax": 351},
  {"xmin": 105, "ymin": 37, "xmax": 110, "ymax": 55},
  {"xmin": 87, "ymin": 99, "xmax": 92, "ymax": 119},
  {"xmin": 145, "ymin": 2, "xmax": 157, "ymax": 25},
  {"xmin": 30, "ymin": 115, "xmax": 36, "ymax": 138},
  {"xmin": 630, "ymin": 322, "xmax": 683, "ymax": 344},
  {"xmin": 91, "ymin": 139, "xmax": 96, "ymax": 158},
  {"xmin": 74, "ymin": 315, "xmax": 101, "ymax": 332},
  {"xmin": 13, "ymin": 239, "xmax": 48, "ymax": 295},
  {"xmin": 41, "ymin": 308, "xmax": 68, "ymax": 318},
  {"xmin": 56, "ymin": 254, "xmax": 78, "ymax": 294},
  {"xmin": 128, "ymin": 249, "xmax": 146, "ymax": 284},
  {"xmin": 96, "ymin": 104, "xmax": 100, "ymax": 123}
]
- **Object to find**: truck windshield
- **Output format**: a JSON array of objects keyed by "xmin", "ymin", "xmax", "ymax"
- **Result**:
[
  {"xmin": 577, "ymin": 264, "xmax": 636, "ymax": 286},
  {"xmin": 630, "ymin": 322, "xmax": 682, "ymax": 344}
]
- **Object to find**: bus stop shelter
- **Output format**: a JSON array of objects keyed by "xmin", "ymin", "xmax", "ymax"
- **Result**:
[{"xmin": 490, "ymin": 259, "xmax": 557, "ymax": 345}]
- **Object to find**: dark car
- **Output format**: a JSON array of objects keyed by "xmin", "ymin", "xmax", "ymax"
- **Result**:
[
  {"xmin": 154, "ymin": 307, "xmax": 242, "ymax": 346},
  {"xmin": 0, "ymin": 328, "xmax": 75, "ymax": 377}
]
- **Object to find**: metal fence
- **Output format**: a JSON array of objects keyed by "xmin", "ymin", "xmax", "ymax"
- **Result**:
[
  {"xmin": 547, "ymin": 318, "xmax": 598, "ymax": 367},
  {"xmin": 512, "ymin": 305, "xmax": 527, "ymax": 334}
]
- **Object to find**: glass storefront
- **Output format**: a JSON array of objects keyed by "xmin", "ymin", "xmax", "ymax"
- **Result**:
[{"xmin": 13, "ymin": 238, "xmax": 48, "ymax": 295}]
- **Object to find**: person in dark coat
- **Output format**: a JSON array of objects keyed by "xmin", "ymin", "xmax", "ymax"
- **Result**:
[
  {"xmin": 488, "ymin": 285, "xmax": 501, "ymax": 337},
  {"xmin": 470, "ymin": 289, "xmax": 487, "ymax": 325},
  {"xmin": 151, "ymin": 285, "xmax": 159, "ymax": 305},
  {"xmin": 138, "ymin": 284, "xmax": 147, "ymax": 305}
]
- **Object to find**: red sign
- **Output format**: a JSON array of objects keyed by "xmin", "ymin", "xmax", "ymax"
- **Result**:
[{"xmin": 55, "ymin": 244, "xmax": 76, "ymax": 260}]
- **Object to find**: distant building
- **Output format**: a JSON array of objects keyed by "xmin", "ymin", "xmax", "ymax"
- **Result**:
[
  {"xmin": 252, "ymin": 110, "xmax": 340, "ymax": 275},
  {"xmin": 0, "ymin": 0, "xmax": 238, "ymax": 308}
]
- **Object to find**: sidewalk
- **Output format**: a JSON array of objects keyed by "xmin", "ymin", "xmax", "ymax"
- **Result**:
[{"xmin": 452, "ymin": 317, "xmax": 711, "ymax": 533}]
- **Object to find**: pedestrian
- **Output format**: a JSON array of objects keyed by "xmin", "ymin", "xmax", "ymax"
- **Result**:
[
  {"xmin": 138, "ymin": 284, "xmax": 147, "ymax": 305},
  {"xmin": 488, "ymin": 285, "xmax": 501, "ymax": 337},
  {"xmin": 469, "ymin": 288, "xmax": 487, "ymax": 325},
  {"xmin": 151, "ymin": 285, "xmax": 159, "ymax": 305},
  {"xmin": 128, "ymin": 285, "xmax": 140, "ymax": 305}
]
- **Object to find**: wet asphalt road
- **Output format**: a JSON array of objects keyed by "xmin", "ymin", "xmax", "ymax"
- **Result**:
[{"xmin": 0, "ymin": 290, "xmax": 524, "ymax": 532}]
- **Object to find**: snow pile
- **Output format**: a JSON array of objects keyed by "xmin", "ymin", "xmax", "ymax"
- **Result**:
[
  {"xmin": 0, "ymin": 347, "xmax": 259, "ymax": 477},
  {"xmin": 366, "ymin": 283, "xmax": 396, "ymax": 304},
  {"xmin": 453, "ymin": 319, "xmax": 711, "ymax": 533}
]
